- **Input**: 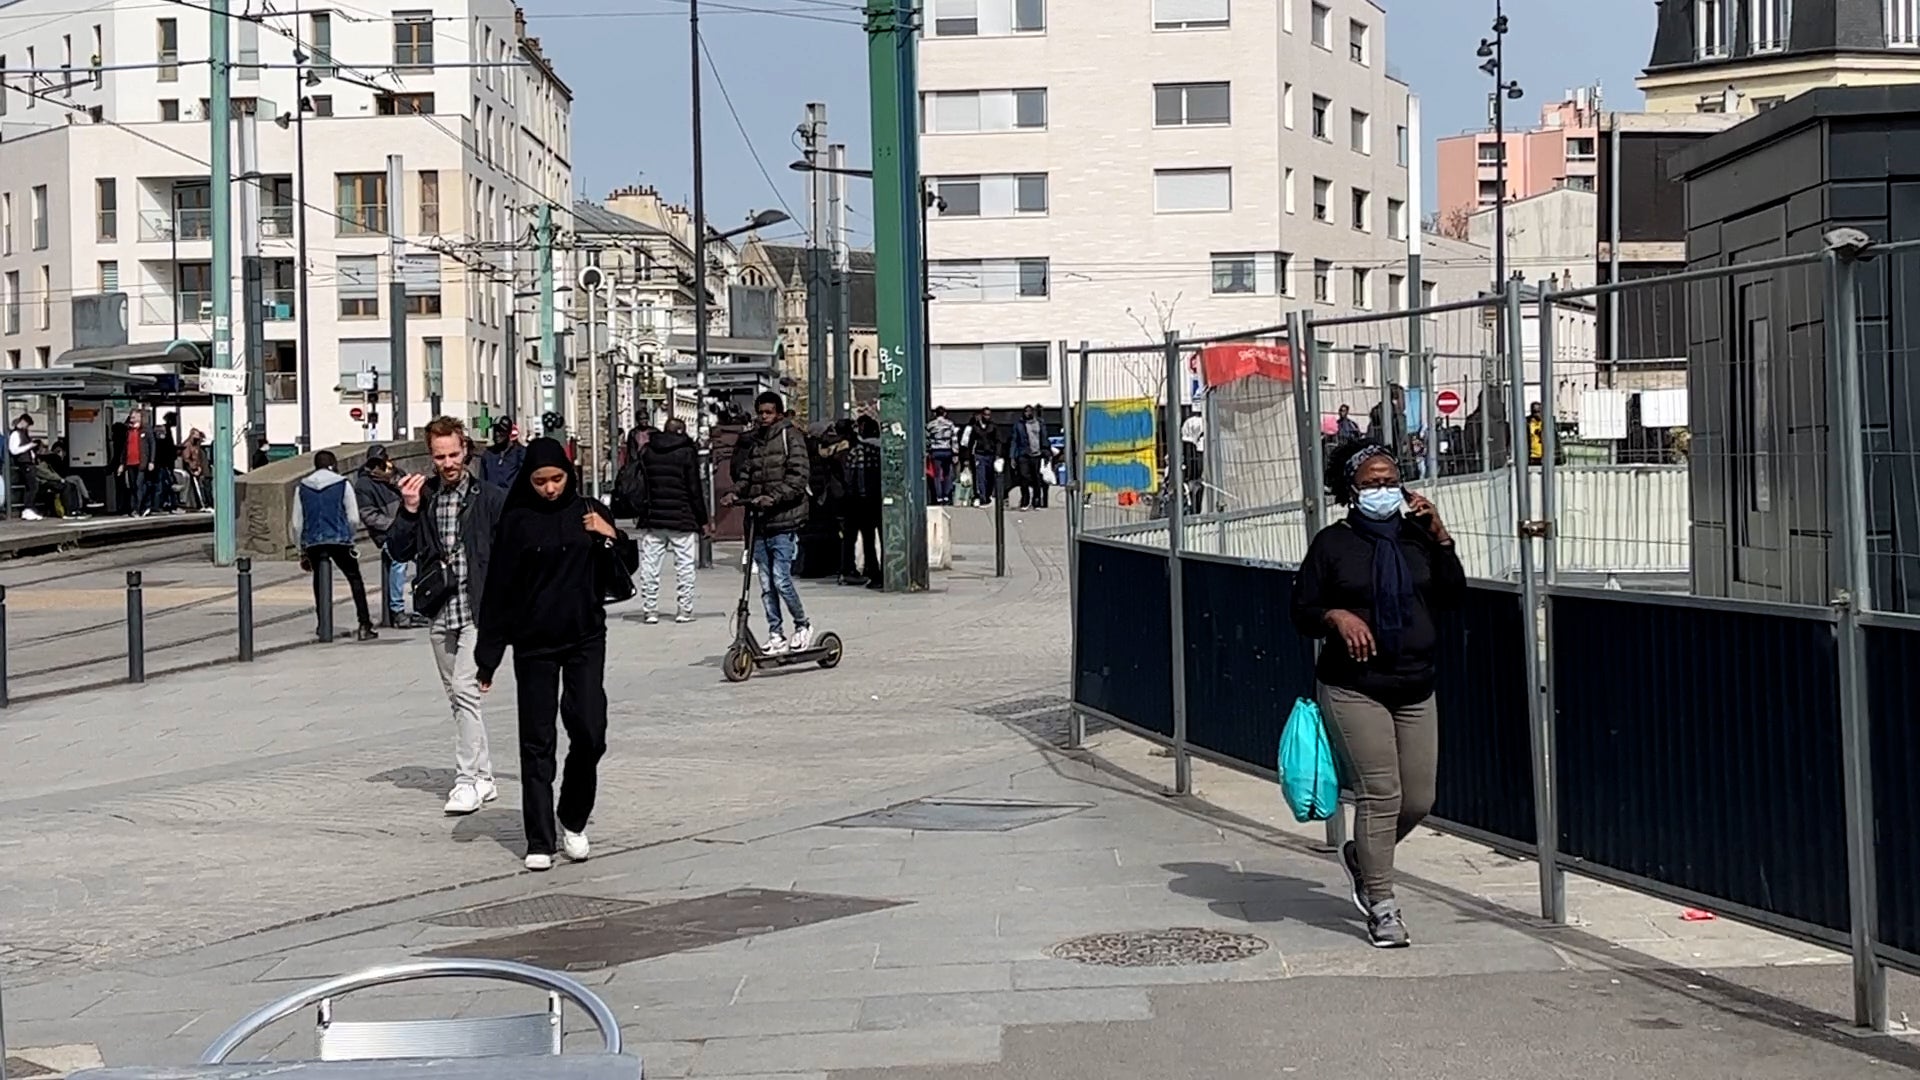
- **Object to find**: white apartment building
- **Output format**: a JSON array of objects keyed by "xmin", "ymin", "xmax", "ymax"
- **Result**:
[
  {"xmin": 0, "ymin": 0, "xmax": 572, "ymax": 453},
  {"xmin": 919, "ymin": 0, "xmax": 1420, "ymax": 412}
]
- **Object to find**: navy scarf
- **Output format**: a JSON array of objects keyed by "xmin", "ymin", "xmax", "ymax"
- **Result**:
[{"xmin": 1350, "ymin": 514, "xmax": 1413, "ymax": 657}]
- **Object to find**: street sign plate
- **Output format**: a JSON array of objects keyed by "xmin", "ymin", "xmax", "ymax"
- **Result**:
[
  {"xmin": 1437, "ymin": 389, "xmax": 1462, "ymax": 417},
  {"xmin": 200, "ymin": 367, "xmax": 248, "ymax": 397},
  {"xmin": 539, "ymin": 370, "xmax": 558, "ymax": 388}
]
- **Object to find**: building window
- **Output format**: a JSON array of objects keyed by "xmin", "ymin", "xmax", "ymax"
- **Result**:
[
  {"xmin": 1566, "ymin": 135, "xmax": 1596, "ymax": 160},
  {"xmin": 1153, "ymin": 0, "xmax": 1228, "ymax": 30},
  {"xmin": 1894, "ymin": 0, "xmax": 1920, "ymax": 46},
  {"xmin": 1694, "ymin": 0, "xmax": 1726, "ymax": 58},
  {"xmin": 22, "ymin": 47, "xmax": 31, "ymax": 110},
  {"xmin": 394, "ymin": 12, "xmax": 434, "ymax": 68},
  {"xmin": 1388, "ymin": 273, "xmax": 1405, "ymax": 311},
  {"xmin": 1397, "ymin": 124, "xmax": 1409, "ymax": 166},
  {"xmin": 1387, "ymin": 197, "xmax": 1405, "ymax": 240},
  {"xmin": 1751, "ymin": 0, "xmax": 1790, "ymax": 51},
  {"xmin": 1564, "ymin": 175, "xmax": 1595, "ymax": 191},
  {"xmin": 424, "ymin": 338, "xmax": 444, "ymax": 397},
  {"xmin": 157, "ymin": 18, "xmax": 178, "ymax": 80},
  {"xmin": 930, "ymin": 0, "xmax": 1045, "ymax": 36},
  {"xmin": 238, "ymin": 19, "xmax": 259, "ymax": 81},
  {"xmin": 933, "ymin": 0, "xmax": 979, "ymax": 35},
  {"xmin": 930, "ymin": 174, "xmax": 1046, "ymax": 217},
  {"xmin": 0, "ymin": 55, "xmax": 7, "ymax": 116},
  {"xmin": 1153, "ymin": 168, "xmax": 1231, "ymax": 213},
  {"xmin": 929, "ymin": 258, "xmax": 1050, "ymax": 301},
  {"xmin": 1283, "ymin": 82, "xmax": 1295, "ymax": 129},
  {"xmin": 1311, "ymin": 2, "xmax": 1331, "ymax": 48},
  {"xmin": 1313, "ymin": 259, "xmax": 1332, "ymax": 303},
  {"xmin": 1019, "ymin": 343, "xmax": 1049, "ymax": 381},
  {"xmin": 930, "ymin": 342, "xmax": 1053, "ymax": 386},
  {"xmin": 96, "ymin": 178, "xmax": 116, "ymax": 241},
  {"xmin": 1153, "ymin": 81, "xmax": 1231, "ymax": 127},
  {"xmin": 403, "ymin": 253, "xmax": 442, "ymax": 315},
  {"xmin": 923, "ymin": 88, "xmax": 1047, "ymax": 132},
  {"xmin": 419, "ymin": 170, "xmax": 440, "ymax": 233},
  {"xmin": 1351, "ymin": 268, "xmax": 1372, "ymax": 309},
  {"xmin": 160, "ymin": 99, "xmax": 179, "ymax": 121},
  {"xmin": 2, "ymin": 271, "xmax": 16, "ymax": 334},
  {"xmin": 1754, "ymin": 95, "xmax": 1787, "ymax": 112},
  {"xmin": 338, "ymin": 256, "xmax": 379, "ymax": 317},
  {"xmin": 1015, "ymin": 173, "xmax": 1048, "ymax": 213},
  {"xmin": 336, "ymin": 172, "xmax": 388, "ymax": 235},
  {"xmin": 0, "ymin": 195, "xmax": 11, "ymax": 255},
  {"xmin": 310, "ymin": 95, "xmax": 333, "ymax": 117},
  {"xmin": 1477, "ymin": 179, "xmax": 1501, "ymax": 205},
  {"xmin": 1311, "ymin": 95, "xmax": 1330, "ymax": 140},
  {"xmin": 1017, "ymin": 257, "xmax": 1049, "ymax": 297},
  {"xmin": 1312, "ymin": 177, "xmax": 1331, "ymax": 222},
  {"xmin": 1477, "ymin": 140, "xmax": 1505, "ymax": 164},
  {"xmin": 1278, "ymin": 252, "xmax": 1295, "ymax": 296},
  {"xmin": 1284, "ymin": 168, "xmax": 1296, "ymax": 214},
  {"xmin": 1349, "ymin": 108, "xmax": 1370, "ymax": 153},
  {"xmin": 377, "ymin": 93, "xmax": 435, "ymax": 115},
  {"xmin": 1211, "ymin": 253, "xmax": 1256, "ymax": 295},
  {"xmin": 91, "ymin": 26, "xmax": 102, "ymax": 87},
  {"xmin": 30, "ymin": 186, "xmax": 47, "ymax": 250},
  {"xmin": 1348, "ymin": 19, "xmax": 1369, "ymax": 64},
  {"xmin": 35, "ymin": 266, "xmax": 50, "ymax": 329},
  {"xmin": 310, "ymin": 13, "xmax": 335, "ymax": 74},
  {"xmin": 1351, "ymin": 187, "xmax": 1370, "ymax": 231}
]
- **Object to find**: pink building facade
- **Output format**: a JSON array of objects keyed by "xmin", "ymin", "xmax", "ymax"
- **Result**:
[{"xmin": 1435, "ymin": 87, "xmax": 1603, "ymax": 225}]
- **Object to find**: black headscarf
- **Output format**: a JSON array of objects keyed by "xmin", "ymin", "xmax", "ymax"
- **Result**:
[
  {"xmin": 505, "ymin": 436, "xmax": 581, "ymax": 515},
  {"xmin": 1344, "ymin": 445, "xmax": 1413, "ymax": 657}
]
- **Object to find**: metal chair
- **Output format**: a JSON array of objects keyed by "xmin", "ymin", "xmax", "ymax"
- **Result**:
[{"xmin": 199, "ymin": 958, "xmax": 624, "ymax": 1065}]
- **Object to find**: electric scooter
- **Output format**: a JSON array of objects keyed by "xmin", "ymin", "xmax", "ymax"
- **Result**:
[{"xmin": 723, "ymin": 512, "xmax": 844, "ymax": 682}]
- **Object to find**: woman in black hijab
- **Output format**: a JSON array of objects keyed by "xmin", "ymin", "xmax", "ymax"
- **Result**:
[{"xmin": 476, "ymin": 437, "xmax": 627, "ymax": 871}]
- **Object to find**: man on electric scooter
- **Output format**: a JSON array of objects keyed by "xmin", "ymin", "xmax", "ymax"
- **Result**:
[{"xmin": 727, "ymin": 390, "xmax": 814, "ymax": 653}]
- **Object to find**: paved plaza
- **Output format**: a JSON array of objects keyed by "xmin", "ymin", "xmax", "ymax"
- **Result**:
[{"xmin": 2, "ymin": 508, "xmax": 1917, "ymax": 1079}]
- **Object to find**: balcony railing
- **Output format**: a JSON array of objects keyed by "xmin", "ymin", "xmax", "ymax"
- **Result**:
[
  {"xmin": 138, "ymin": 207, "xmax": 214, "ymax": 243},
  {"xmin": 263, "ymin": 289, "xmax": 295, "ymax": 321},
  {"xmin": 262, "ymin": 206, "xmax": 295, "ymax": 238},
  {"xmin": 262, "ymin": 371, "xmax": 300, "ymax": 402},
  {"xmin": 139, "ymin": 291, "xmax": 214, "ymax": 326}
]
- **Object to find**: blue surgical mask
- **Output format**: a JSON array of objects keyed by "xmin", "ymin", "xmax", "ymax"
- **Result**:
[{"xmin": 1355, "ymin": 488, "xmax": 1404, "ymax": 521}]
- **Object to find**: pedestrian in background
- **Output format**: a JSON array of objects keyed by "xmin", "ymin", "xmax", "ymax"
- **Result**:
[
  {"xmin": 117, "ymin": 409, "xmax": 158, "ymax": 516},
  {"xmin": 844, "ymin": 415, "xmax": 883, "ymax": 588},
  {"xmin": 479, "ymin": 420, "xmax": 525, "ymax": 490},
  {"xmin": 289, "ymin": 450, "xmax": 378, "ymax": 643},
  {"xmin": 926, "ymin": 406, "xmax": 958, "ymax": 506},
  {"xmin": 180, "ymin": 429, "xmax": 211, "ymax": 512},
  {"xmin": 965, "ymin": 409, "xmax": 1002, "ymax": 507},
  {"xmin": 1010, "ymin": 405, "xmax": 1047, "ymax": 510},
  {"xmin": 1290, "ymin": 439, "xmax": 1463, "ymax": 949},
  {"xmin": 355, "ymin": 446, "xmax": 428, "ymax": 630},
  {"xmin": 634, "ymin": 416, "xmax": 706, "ymax": 624},
  {"xmin": 475, "ymin": 438, "xmax": 621, "ymax": 872},
  {"xmin": 390, "ymin": 417, "xmax": 506, "ymax": 816}
]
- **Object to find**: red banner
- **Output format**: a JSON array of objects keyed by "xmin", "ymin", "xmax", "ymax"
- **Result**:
[{"xmin": 1198, "ymin": 342, "xmax": 1294, "ymax": 388}]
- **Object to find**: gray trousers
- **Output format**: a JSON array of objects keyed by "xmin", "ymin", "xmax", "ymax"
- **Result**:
[
  {"xmin": 431, "ymin": 623, "xmax": 494, "ymax": 786},
  {"xmin": 1318, "ymin": 682, "xmax": 1438, "ymax": 903}
]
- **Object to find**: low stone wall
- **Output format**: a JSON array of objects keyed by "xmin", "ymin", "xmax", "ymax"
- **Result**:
[{"xmin": 237, "ymin": 440, "xmax": 431, "ymax": 559}]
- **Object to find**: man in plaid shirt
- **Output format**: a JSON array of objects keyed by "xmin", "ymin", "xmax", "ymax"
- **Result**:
[{"xmin": 389, "ymin": 416, "xmax": 509, "ymax": 815}]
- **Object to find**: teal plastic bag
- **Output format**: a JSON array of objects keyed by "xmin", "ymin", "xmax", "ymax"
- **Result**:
[{"xmin": 1277, "ymin": 697, "xmax": 1339, "ymax": 823}]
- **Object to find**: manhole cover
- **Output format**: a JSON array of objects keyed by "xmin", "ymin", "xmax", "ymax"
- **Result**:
[
  {"xmin": 831, "ymin": 798, "xmax": 1090, "ymax": 833},
  {"xmin": 1047, "ymin": 928, "xmax": 1270, "ymax": 967},
  {"xmin": 424, "ymin": 894, "xmax": 646, "ymax": 928}
]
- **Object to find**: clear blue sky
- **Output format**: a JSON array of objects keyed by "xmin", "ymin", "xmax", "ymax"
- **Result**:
[{"xmin": 537, "ymin": 0, "xmax": 1660, "ymax": 238}]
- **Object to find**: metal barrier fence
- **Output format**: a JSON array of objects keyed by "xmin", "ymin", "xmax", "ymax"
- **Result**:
[{"xmin": 1065, "ymin": 238, "xmax": 1918, "ymax": 1032}]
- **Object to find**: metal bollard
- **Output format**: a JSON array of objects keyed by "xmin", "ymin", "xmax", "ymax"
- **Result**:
[
  {"xmin": 315, "ymin": 556, "xmax": 335, "ymax": 643},
  {"xmin": 126, "ymin": 570, "xmax": 145, "ymax": 683},
  {"xmin": 0, "ymin": 584, "xmax": 11, "ymax": 709},
  {"xmin": 994, "ymin": 458, "xmax": 1007, "ymax": 578},
  {"xmin": 237, "ymin": 557, "xmax": 255, "ymax": 662}
]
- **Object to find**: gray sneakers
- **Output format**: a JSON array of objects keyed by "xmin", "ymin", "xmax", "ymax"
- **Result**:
[{"xmin": 1367, "ymin": 899, "xmax": 1411, "ymax": 949}]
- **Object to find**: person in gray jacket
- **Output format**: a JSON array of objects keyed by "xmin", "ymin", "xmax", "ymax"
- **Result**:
[
  {"xmin": 354, "ymin": 446, "xmax": 429, "ymax": 630},
  {"xmin": 388, "ymin": 417, "xmax": 509, "ymax": 816}
]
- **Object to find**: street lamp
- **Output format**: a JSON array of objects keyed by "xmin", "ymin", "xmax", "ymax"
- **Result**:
[
  {"xmin": 1478, "ymin": 2, "xmax": 1523, "ymax": 291},
  {"xmin": 273, "ymin": 50, "xmax": 323, "ymax": 450},
  {"xmin": 708, "ymin": 208, "xmax": 790, "ymax": 242}
]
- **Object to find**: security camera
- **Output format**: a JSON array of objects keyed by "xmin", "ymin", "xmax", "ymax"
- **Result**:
[
  {"xmin": 578, "ymin": 265, "xmax": 605, "ymax": 292},
  {"xmin": 1824, "ymin": 228, "xmax": 1875, "ymax": 259}
]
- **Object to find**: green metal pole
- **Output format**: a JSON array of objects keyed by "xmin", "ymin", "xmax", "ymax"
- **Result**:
[
  {"xmin": 866, "ymin": 0, "xmax": 927, "ymax": 591},
  {"xmin": 209, "ymin": 0, "xmax": 236, "ymax": 565},
  {"xmin": 539, "ymin": 202, "xmax": 558, "ymax": 426}
]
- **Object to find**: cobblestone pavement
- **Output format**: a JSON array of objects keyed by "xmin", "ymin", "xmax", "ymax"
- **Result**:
[{"xmin": 0, "ymin": 507, "xmax": 1070, "ymax": 980}]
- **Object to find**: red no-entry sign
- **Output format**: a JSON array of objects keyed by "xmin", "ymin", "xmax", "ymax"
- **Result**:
[
  {"xmin": 350, "ymin": 407, "xmax": 365, "ymax": 421},
  {"xmin": 1436, "ymin": 389, "xmax": 1462, "ymax": 417}
]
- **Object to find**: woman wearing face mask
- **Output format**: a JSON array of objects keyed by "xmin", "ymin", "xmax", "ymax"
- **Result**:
[
  {"xmin": 1291, "ymin": 439, "xmax": 1463, "ymax": 949},
  {"xmin": 475, "ymin": 437, "xmax": 627, "ymax": 871}
]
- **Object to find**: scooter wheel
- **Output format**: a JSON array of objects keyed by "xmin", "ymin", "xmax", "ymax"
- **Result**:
[
  {"xmin": 815, "ymin": 631, "xmax": 844, "ymax": 669},
  {"xmin": 723, "ymin": 644, "xmax": 755, "ymax": 682}
]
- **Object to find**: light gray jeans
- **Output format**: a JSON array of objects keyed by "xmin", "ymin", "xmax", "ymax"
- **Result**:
[
  {"xmin": 431, "ymin": 624, "xmax": 494, "ymax": 786},
  {"xmin": 1318, "ymin": 682, "xmax": 1438, "ymax": 903},
  {"xmin": 640, "ymin": 529, "xmax": 699, "ymax": 615}
]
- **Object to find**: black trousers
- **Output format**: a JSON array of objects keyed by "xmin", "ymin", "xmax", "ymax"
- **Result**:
[
  {"xmin": 514, "ymin": 636, "xmax": 609, "ymax": 857},
  {"xmin": 306, "ymin": 543, "xmax": 373, "ymax": 629},
  {"xmin": 841, "ymin": 502, "xmax": 881, "ymax": 579}
]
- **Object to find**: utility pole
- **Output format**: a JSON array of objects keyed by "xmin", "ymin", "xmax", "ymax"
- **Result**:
[
  {"xmin": 291, "ymin": 61, "xmax": 313, "ymax": 449},
  {"xmin": 238, "ymin": 104, "xmax": 267, "ymax": 450},
  {"xmin": 209, "ymin": 0, "xmax": 236, "ymax": 565},
  {"xmin": 802, "ymin": 102, "xmax": 828, "ymax": 423},
  {"xmin": 829, "ymin": 142, "xmax": 851, "ymax": 417},
  {"xmin": 386, "ymin": 154, "xmax": 409, "ymax": 440},
  {"xmin": 538, "ymin": 201, "xmax": 558, "ymax": 427},
  {"xmin": 866, "ymin": 0, "xmax": 928, "ymax": 591},
  {"xmin": 691, "ymin": 0, "xmax": 715, "ymax": 568}
]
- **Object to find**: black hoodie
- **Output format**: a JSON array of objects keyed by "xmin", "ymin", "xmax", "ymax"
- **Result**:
[
  {"xmin": 475, "ymin": 438, "xmax": 627, "ymax": 681},
  {"xmin": 636, "ymin": 430, "xmax": 708, "ymax": 534}
]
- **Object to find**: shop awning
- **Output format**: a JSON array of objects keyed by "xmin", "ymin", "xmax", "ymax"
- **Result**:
[
  {"xmin": 55, "ymin": 338, "xmax": 205, "ymax": 370},
  {"xmin": 0, "ymin": 365, "xmax": 160, "ymax": 396}
]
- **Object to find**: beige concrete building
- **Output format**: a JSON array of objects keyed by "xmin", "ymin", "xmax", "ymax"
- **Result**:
[{"xmin": 1638, "ymin": 0, "xmax": 1920, "ymax": 115}]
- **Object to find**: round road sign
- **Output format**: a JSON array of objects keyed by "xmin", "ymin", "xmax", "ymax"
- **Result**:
[
  {"xmin": 1436, "ymin": 389, "xmax": 1462, "ymax": 417},
  {"xmin": 350, "ymin": 406, "xmax": 365, "ymax": 421}
]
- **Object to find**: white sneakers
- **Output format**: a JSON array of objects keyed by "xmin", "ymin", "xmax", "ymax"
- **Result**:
[
  {"xmin": 790, "ymin": 625, "xmax": 814, "ymax": 651},
  {"xmin": 443, "ymin": 779, "xmax": 499, "ymax": 815},
  {"xmin": 765, "ymin": 635, "xmax": 789, "ymax": 654},
  {"xmin": 675, "ymin": 611, "xmax": 695, "ymax": 624},
  {"xmin": 21, "ymin": 509, "xmax": 41, "ymax": 521},
  {"xmin": 525, "ymin": 853, "xmax": 553, "ymax": 871},
  {"xmin": 562, "ymin": 829, "xmax": 590, "ymax": 862}
]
